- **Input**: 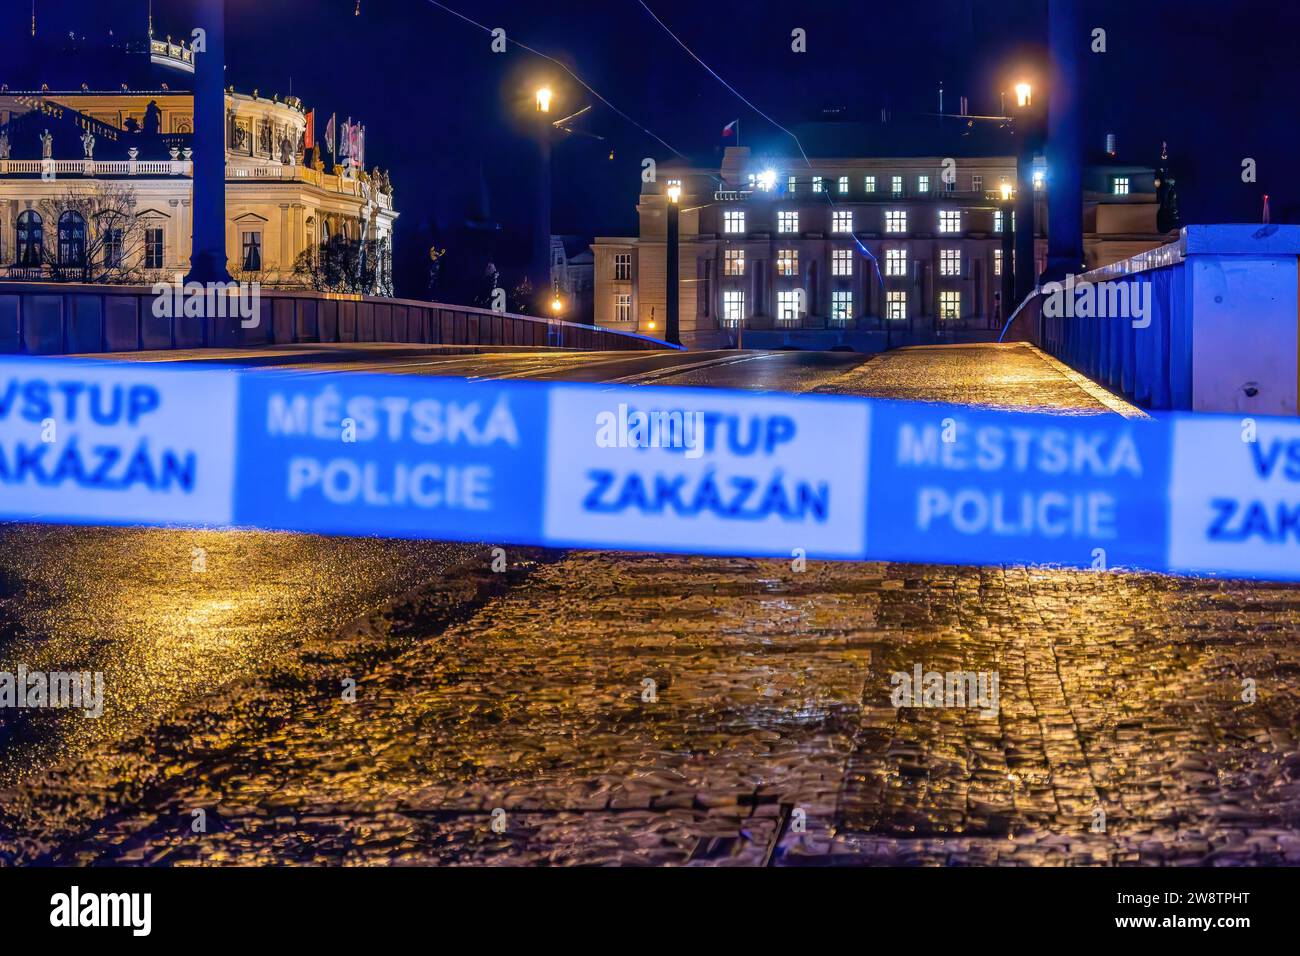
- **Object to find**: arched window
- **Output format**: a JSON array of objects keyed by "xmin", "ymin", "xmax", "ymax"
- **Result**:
[
  {"xmin": 15, "ymin": 210, "xmax": 43, "ymax": 267},
  {"xmin": 58, "ymin": 211, "xmax": 87, "ymax": 268}
]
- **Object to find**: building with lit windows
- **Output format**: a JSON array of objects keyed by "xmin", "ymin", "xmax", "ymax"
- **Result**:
[
  {"xmin": 593, "ymin": 120, "xmax": 1177, "ymax": 350},
  {"xmin": 0, "ymin": 24, "xmax": 396, "ymax": 291}
]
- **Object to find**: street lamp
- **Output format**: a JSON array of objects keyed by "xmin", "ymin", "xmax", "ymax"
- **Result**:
[
  {"xmin": 1011, "ymin": 79, "xmax": 1042, "ymax": 304},
  {"xmin": 531, "ymin": 84, "xmax": 554, "ymax": 313},
  {"xmin": 665, "ymin": 182, "xmax": 681, "ymax": 346},
  {"xmin": 550, "ymin": 293, "xmax": 563, "ymax": 315},
  {"xmin": 998, "ymin": 182, "xmax": 1016, "ymax": 323}
]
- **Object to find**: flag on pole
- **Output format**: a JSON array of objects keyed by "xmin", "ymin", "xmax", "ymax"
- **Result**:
[
  {"xmin": 722, "ymin": 119, "xmax": 738, "ymax": 138},
  {"xmin": 339, "ymin": 117, "xmax": 352, "ymax": 160},
  {"xmin": 1263, "ymin": 194, "xmax": 1271, "ymax": 224},
  {"xmin": 304, "ymin": 109, "xmax": 315, "ymax": 150},
  {"xmin": 325, "ymin": 113, "xmax": 336, "ymax": 156}
]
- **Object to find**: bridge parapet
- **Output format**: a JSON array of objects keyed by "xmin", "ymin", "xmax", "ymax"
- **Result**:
[
  {"xmin": 0, "ymin": 283, "xmax": 679, "ymax": 356},
  {"xmin": 1005, "ymin": 224, "xmax": 1299, "ymax": 415}
]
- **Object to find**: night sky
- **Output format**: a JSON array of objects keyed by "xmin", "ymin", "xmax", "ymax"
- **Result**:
[{"xmin": 4, "ymin": 0, "xmax": 1298, "ymax": 300}]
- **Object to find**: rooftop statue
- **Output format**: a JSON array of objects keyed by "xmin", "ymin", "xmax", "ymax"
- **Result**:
[{"xmin": 41, "ymin": 129, "xmax": 53, "ymax": 159}]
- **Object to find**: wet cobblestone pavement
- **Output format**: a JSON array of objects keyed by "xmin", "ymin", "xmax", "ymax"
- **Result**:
[{"xmin": 1, "ymin": 344, "xmax": 1296, "ymax": 866}]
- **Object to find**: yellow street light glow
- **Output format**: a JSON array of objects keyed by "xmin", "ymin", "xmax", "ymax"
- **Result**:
[
  {"xmin": 551, "ymin": 296, "xmax": 563, "ymax": 313},
  {"xmin": 1015, "ymin": 83, "xmax": 1032, "ymax": 108},
  {"xmin": 535, "ymin": 87, "xmax": 552, "ymax": 113},
  {"xmin": 667, "ymin": 183, "xmax": 682, "ymax": 203},
  {"xmin": 1000, "ymin": 181, "xmax": 1013, "ymax": 201}
]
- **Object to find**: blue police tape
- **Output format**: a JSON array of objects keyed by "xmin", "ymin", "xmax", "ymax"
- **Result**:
[{"xmin": 0, "ymin": 355, "xmax": 1297, "ymax": 580}]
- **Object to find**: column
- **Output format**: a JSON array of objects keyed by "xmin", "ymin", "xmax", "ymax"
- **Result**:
[
  {"xmin": 1046, "ymin": 0, "xmax": 1085, "ymax": 279},
  {"xmin": 186, "ymin": 0, "xmax": 231, "ymax": 283}
]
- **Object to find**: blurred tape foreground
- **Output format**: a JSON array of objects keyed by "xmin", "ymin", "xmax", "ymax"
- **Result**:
[{"xmin": 0, "ymin": 356, "xmax": 1296, "ymax": 580}]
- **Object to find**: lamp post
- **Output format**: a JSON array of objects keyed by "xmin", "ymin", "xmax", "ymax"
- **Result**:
[
  {"xmin": 532, "ymin": 86, "xmax": 553, "ymax": 315},
  {"xmin": 186, "ymin": 0, "xmax": 231, "ymax": 288},
  {"xmin": 665, "ymin": 182, "xmax": 681, "ymax": 347},
  {"xmin": 999, "ymin": 180, "xmax": 1016, "ymax": 323},
  {"xmin": 1013, "ymin": 80, "xmax": 1042, "ymax": 305}
]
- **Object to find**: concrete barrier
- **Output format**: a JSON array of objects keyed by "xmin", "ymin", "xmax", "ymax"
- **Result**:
[
  {"xmin": 1005, "ymin": 224, "xmax": 1299, "ymax": 416},
  {"xmin": 0, "ymin": 283, "xmax": 678, "ymax": 356}
]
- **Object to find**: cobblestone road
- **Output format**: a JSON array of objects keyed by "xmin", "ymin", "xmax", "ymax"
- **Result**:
[{"xmin": 2, "ymin": 344, "xmax": 1297, "ymax": 866}]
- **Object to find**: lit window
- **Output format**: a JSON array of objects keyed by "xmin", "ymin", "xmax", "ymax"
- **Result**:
[
  {"xmin": 939, "ymin": 210, "xmax": 961, "ymax": 234},
  {"xmin": 917, "ymin": 175, "xmax": 930, "ymax": 194},
  {"xmin": 788, "ymin": 174, "xmax": 797, "ymax": 194},
  {"xmin": 994, "ymin": 209, "xmax": 1004, "ymax": 233},
  {"xmin": 832, "ymin": 210, "xmax": 853, "ymax": 233},
  {"xmin": 615, "ymin": 293, "xmax": 632, "ymax": 323},
  {"xmin": 940, "ymin": 249, "xmax": 961, "ymax": 276},
  {"xmin": 1033, "ymin": 168, "xmax": 1046, "ymax": 191},
  {"xmin": 886, "ymin": 290, "xmax": 907, "ymax": 320},
  {"xmin": 778, "ymin": 210, "xmax": 799, "ymax": 234},
  {"xmin": 885, "ymin": 248, "xmax": 907, "ymax": 277},
  {"xmin": 777, "ymin": 289, "xmax": 801, "ymax": 322},
  {"xmin": 837, "ymin": 176, "xmax": 849, "ymax": 194},
  {"xmin": 944, "ymin": 178, "xmax": 956, "ymax": 193},
  {"xmin": 240, "ymin": 231, "xmax": 262, "ymax": 272},
  {"xmin": 776, "ymin": 248, "xmax": 799, "ymax": 276},
  {"xmin": 16, "ymin": 210, "xmax": 44, "ymax": 267},
  {"xmin": 994, "ymin": 249, "xmax": 1003, "ymax": 276},
  {"xmin": 103, "ymin": 228, "xmax": 124, "ymax": 269},
  {"xmin": 724, "ymin": 210, "xmax": 746, "ymax": 234},
  {"xmin": 891, "ymin": 175, "xmax": 903, "ymax": 196},
  {"xmin": 723, "ymin": 248, "xmax": 744, "ymax": 276},
  {"xmin": 614, "ymin": 252, "xmax": 631, "ymax": 280},
  {"xmin": 972, "ymin": 174, "xmax": 983, "ymax": 193},
  {"xmin": 884, "ymin": 210, "xmax": 907, "ymax": 233},
  {"xmin": 145, "ymin": 227, "xmax": 165, "ymax": 270},
  {"xmin": 864, "ymin": 175, "xmax": 876, "ymax": 193},
  {"xmin": 1113, "ymin": 176, "xmax": 1130, "ymax": 196},
  {"xmin": 812, "ymin": 176, "xmax": 823, "ymax": 193},
  {"xmin": 831, "ymin": 289, "xmax": 853, "ymax": 322},
  {"xmin": 832, "ymin": 248, "xmax": 852, "ymax": 276},
  {"xmin": 939, "ymin": 290, "xmax": 961, "ymax": 319},
  {"xmin": 723, "ymin": 289, "xmax": 745, "ymax": 325}
]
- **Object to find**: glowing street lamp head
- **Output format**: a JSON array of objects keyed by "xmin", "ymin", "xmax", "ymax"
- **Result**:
[
  {"xmin": 756, "ymin": 169, "xmax": 777, "ymax": 191},
  {"xmin": 550, "ymin": 295, "xmax": 563, "ymax": 314},
  {"xmin": 535, "ymin": 87, "xmax": 552, "ymax": 113},
  {"xmin": 1015, "ymin": 83, "xmax": 1032, "ymax": 108},
  {"xmin": 1000, "ymin": 181, "xmax": 1014, "ymax": 201},
  {"xmin": 666, "ymin": 183, "xmax": 682, "ymax": 204}
]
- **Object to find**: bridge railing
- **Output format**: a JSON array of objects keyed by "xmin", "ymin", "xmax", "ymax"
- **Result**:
[
  {"xmin": 0, "ymin": 282, "xmax": 679, "ymax": 355},
  {"xmin": 1005, "ymin": 224, "xmax": 1299, "ymax": 416}
]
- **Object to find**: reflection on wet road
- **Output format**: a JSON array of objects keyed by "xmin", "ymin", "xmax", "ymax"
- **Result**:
[
  {"xmin": 0, "ymin": 347, "xmax": 867, "ymax": 784},
  {"xmin": 0, "ymin": 526, "xmax": 472, "ymax": 782}
]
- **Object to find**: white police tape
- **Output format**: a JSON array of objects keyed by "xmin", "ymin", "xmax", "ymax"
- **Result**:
[{"xmin": 0, "ymin": 356, "xmax": 1296, "ymax": 580}]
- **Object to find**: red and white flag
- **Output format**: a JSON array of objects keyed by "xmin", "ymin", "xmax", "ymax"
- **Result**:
[{"xmin": 722, "ymin": 119, "xmax": 738, "ymax": 138}]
